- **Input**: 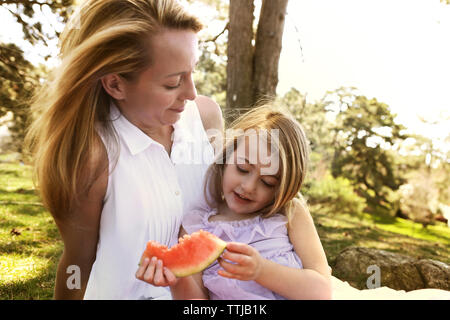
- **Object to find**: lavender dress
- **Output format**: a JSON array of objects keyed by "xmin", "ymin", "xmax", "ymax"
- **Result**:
[{"xmin": 182, "ymin": 208, "xmax": 303, "ymax": 300}]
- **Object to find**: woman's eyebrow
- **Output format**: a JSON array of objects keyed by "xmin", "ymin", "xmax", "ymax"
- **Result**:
[
  {"xmin": 165, "ymin": 71, "xmax": 185, "ymax": 78},
  {"xmin": 165, "ymin": 61, "xmax": 199, "ymax": 78}
]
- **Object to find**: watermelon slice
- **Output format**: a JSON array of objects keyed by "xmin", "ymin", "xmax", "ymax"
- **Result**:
[{"xmin": 142, "ymin": 230, "xmax": 227, "ymax": 277}]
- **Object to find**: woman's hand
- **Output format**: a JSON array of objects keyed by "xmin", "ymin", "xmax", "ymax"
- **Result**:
[
  {"xmin": 135, "ymin": 256, "xmax": 178, "ymax": 287},
  {"xmin": 217, "ymin": 242, "xmax": 266, "ymax": 281}
]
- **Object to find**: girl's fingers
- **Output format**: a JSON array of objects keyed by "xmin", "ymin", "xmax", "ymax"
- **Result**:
[
  {"xmin": 218, "ymin": 257, "xmax": 244, "ymax": 275},
  {"xmin": 221, "ymin": 250, "xmax": 250, "ymax": 265},
  {"xmin": 218, "ymin": 268, "xmax": 239, "ymax": 279},
  {"xmin": 226, "ymin": 242, "xmax": 255, "ymax": 255}
]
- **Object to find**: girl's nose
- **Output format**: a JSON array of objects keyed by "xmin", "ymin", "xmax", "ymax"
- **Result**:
[{"xmin": 241, "ymin": 175, "xmax": 257, "ymax": 194}]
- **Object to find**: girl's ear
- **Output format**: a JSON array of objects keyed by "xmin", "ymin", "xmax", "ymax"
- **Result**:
[{"xmin": 101, "ymin": 74, "xmax": 127, "ymax": 100}]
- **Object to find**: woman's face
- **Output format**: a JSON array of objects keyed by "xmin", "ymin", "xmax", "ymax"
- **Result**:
[{"xmin": 118, "ymin": 29, "xmax": 199, "ymax": 130}]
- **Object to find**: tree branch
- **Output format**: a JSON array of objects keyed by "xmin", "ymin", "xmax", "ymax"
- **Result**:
[
  {"xmin": 4, "ymin": 6, "xmax": 50, "ymax": 46},
  {"xmin": 201, "ymin": 22, "xmax": 229, "ymax": 44}
]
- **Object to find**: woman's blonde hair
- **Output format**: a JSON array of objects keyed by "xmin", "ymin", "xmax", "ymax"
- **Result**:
[
  {"xmin": 204, "ymin": 104, "xmax": 310, "ymax": 223},
  {"xmin": 24, "ymin": 0, "xmax": 203, "ymax": 218}
]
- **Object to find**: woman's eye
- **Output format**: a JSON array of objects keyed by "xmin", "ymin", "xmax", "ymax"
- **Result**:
[
  {"xmin": 165, "ymin": 83, "xmax": 181, "ymax": 90},
  {"xmin": 165, "ymin": 78, "xmax": 182, "ymax": 89}
]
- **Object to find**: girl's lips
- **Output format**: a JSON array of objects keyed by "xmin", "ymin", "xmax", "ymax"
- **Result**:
[{"xmin": 233, "ymin": 191, "xmax": 252, "ymax": 204}]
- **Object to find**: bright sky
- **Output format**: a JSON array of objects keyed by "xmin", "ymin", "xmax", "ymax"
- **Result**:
[
  {"xmin": 0, "ymin": 0, "xmax": 449, "ymax": 153},
  {"xmin": 279, "ymin": 0, "xmax": 450, "ymax": 152}
]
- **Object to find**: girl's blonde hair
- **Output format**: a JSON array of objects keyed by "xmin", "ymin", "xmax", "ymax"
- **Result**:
[
  {"xmin": 24, "ymin": 0, "xmax": 203, "ymax": 218},
  {"xmin": 204, "ymin": 104, "xmax": 310, "ymax": 223}
]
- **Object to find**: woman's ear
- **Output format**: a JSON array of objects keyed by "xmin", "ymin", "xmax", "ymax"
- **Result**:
[{"xmin": 101, "ymin": 74, "xmax": 127, "ymax": 100}]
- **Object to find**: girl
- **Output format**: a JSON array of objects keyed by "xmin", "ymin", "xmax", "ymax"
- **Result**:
[{"xmin": 136, "ymin": 105, "xmax": 333, "ymax": 300}]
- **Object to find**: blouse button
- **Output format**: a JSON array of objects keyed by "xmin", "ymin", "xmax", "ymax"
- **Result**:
[{"xmin": 175, "ymin": 190, "xmax": 180, "ymax": 196}]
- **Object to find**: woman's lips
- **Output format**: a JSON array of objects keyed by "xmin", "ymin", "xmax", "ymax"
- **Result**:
[{"xmin": 171, "ymin": 105, "xmax": 185, "ymax": 113}]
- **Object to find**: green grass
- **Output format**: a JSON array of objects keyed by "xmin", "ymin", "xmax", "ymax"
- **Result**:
[
  {"xmin": 0, "ymin": 160, "xmax": 449, "ymax": 299},
  {"xmin": 0, "ymin": 161, "xmax": 63, "ymax": 300},
  {"xmin": 311, "ymin": 206, "xmax": 450, "ymax": 270}
]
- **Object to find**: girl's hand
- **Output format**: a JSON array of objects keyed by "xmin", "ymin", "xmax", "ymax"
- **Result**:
[
  {"xmin": 135, "ymin": 256, "xmax": 178, "ymax": 287},
  {"xmin": 217, "ymin": 242, "xmax": 265, "ymax": 281}
]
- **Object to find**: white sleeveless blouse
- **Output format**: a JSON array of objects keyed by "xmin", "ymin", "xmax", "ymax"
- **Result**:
[{"xmin": 84, "ymin": 100, "xmax": 215, "ymax": 299}]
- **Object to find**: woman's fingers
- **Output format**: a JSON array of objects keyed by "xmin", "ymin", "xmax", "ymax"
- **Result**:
[
  {"xmin": 143, "ymin": 257, "xmax": 158, "ymax": 282},
  {"xmin": 153, "ymin": 259, "xmax": 165, "ymax": 285},
  {"xmin": 135, "ymin": 256, "xmax": 150, "ymax": 279},
  {"xmin": 163, "ymin": 267, "xmax": 178, "ymax": 286},
  {"xmin": 136, "ymin": 256, "xmax": 179, "ymax": 287}
]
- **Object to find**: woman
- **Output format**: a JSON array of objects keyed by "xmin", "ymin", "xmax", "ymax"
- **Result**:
[{"xmin": 25, "ymin": 0, "xmax": 223, "ymax": 299}]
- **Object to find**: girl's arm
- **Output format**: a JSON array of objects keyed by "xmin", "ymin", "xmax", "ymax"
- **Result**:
[
  {"xmin": 136, "ymin": 227, "xmax": 209, "ymax": 300},
  {"xmin": 218, "ymin": 200, "xmax": 332, "ymax": 300}
]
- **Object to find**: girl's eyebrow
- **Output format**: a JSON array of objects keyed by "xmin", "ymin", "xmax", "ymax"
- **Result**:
[{"xmin": 237, "ymin": 156, "xmax": 279, "ymax": 180}]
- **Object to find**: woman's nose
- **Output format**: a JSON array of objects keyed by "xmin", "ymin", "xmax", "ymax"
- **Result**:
[{"xmin": 182, "ymin": 73, "xmax": 197, "ymax": 101}]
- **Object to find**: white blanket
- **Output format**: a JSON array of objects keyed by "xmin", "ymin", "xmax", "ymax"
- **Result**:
[{"xmin": 331, "ymin": 276, "xmax": 450, "ymax": 300}]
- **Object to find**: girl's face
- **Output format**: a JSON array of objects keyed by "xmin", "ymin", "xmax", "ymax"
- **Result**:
[
  {"xmin": 118, "ymin": 29, "xmax": 199, "ymax": 130},
  {"xmin": 222, "ymin": 135, "xmax": 280, "ymax": 217}
]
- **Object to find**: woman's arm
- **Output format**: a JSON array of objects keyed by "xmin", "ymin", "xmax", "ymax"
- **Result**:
[
  {"xmin": 218, "ymin": 200, "xmax": 332, "ymax": 300},
  {"xmin": 195, "ymin": 95, "xmax": 223, "ymax": 154},
  {"xmin": 53, "ymin": 137, "xmax": 108, "ymax": 299}
]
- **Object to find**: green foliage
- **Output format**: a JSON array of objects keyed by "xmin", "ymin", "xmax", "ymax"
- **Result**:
[
  {"xmin": 278, "ymin": 88, "xmax": 333, "ymax": 155},
  {"xmin": 1, "ymin": 0, "xmax": 75, "ymax": 47},
  {"xmin": 326, "ymin": 87, "xmax": 408, "ymax": 213},
  {"xmin": 194, "ymin": 45, "xmax": 227, "ymax": 108},
  {"xmin": 304, "ymin": 173, "xmax": 367, "ymax": 216},
  {"xmin": 0, "ymin": 43, "xmax": 46, "ymax": 153},
  {"xmin": 0, "ymin": 0, "xmax": 73, "ymax": 154}
]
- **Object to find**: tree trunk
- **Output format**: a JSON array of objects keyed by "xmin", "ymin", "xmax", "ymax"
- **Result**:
[
  {"xmin": 252, "ymin": 0, "xmax": 289, "ymax": 104},
  {"xmin": 226, "ymin": 0, "xmax": 289, "ymax": 123},
  {"xmin": 226, "ymin": 0, "xmax": 254, "ymax": 122}
]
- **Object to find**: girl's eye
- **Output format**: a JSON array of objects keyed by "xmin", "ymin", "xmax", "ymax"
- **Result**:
[
  {"xmin": 236, "ymin": 166, "xmax": 248, "ymax": 173},
  {"xmin": 261, "ymin": 180, "xmax": 276, "ymax": 188}
]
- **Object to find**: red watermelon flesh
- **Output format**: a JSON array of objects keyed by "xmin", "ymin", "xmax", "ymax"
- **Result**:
[{"xmin": 142, "ymin": 229, "xmax": 227, "ymax": 277}]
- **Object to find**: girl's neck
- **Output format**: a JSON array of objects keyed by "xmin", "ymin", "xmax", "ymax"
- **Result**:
[{"xmin": 215, "ymin": 202, "xmax": 261, "ymax": 222}]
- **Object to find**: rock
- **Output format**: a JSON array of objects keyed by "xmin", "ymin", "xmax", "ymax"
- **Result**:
[
  {"xmin": 332, "ymin": 247, "xmax": 450, "ymax": 291},
  {"xmin": 414, "ymin": 259, "xmax": 450, "ymax": 290}
]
